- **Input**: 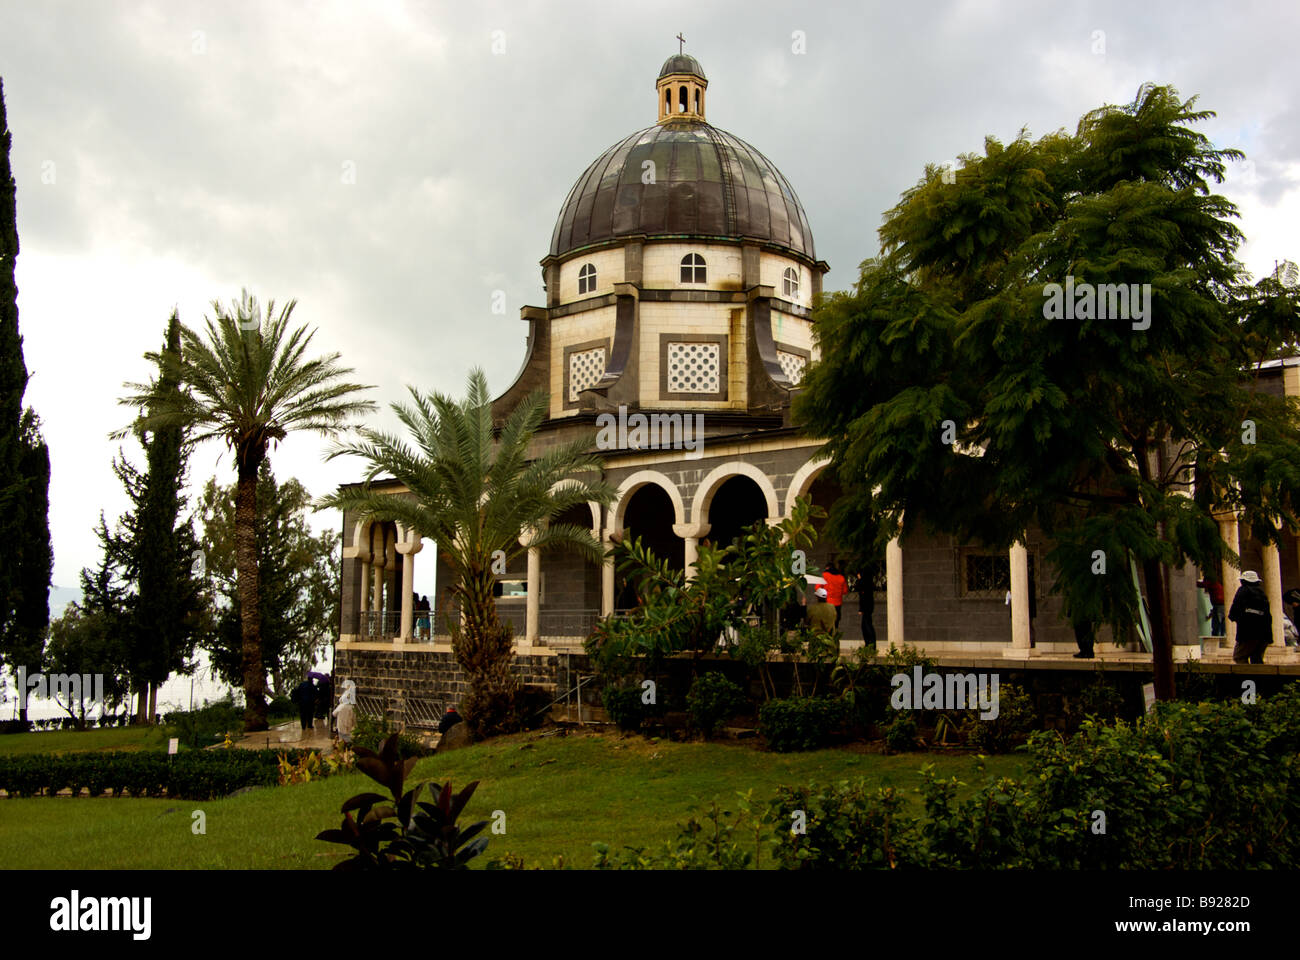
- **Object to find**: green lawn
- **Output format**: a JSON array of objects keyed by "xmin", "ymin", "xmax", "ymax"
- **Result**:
[
  {"xmin": 0, "ymin": 726, "xmax": 170, "ymax": 755},
  {"xmin": 0, "ymin": 731, "xmax": 1025, "ymax": 869}
]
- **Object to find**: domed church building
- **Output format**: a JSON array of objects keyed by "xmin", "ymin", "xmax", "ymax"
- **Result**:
[{"xmin": 334, "ymin": 54, "xmax": 1279, "ymax": 721}]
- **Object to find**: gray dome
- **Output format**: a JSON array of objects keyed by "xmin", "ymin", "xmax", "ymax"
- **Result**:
[
  {"xmin": 548, "ymin": 121, "xmax": 817, "ymax": 262},
  {"xmin": 659, "ymin": 54, "xmax": 706, "ymax": 80}
]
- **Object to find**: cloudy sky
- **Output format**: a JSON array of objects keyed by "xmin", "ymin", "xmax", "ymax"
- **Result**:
[{"xmin": 1, "ymin": 0, "xmax": 1297, "ymax": 598}]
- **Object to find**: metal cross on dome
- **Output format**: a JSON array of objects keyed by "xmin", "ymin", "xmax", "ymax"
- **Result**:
[{"xmin": 676, "ymin": 32, "xmax": 685, "ymax": 53}]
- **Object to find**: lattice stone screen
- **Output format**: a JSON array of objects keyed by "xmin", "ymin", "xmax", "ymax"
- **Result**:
[
  {"xmin": 777, "ymin": 350, "xmax": 807, "ymax": 385},
  {"xmin": 568, "ymin": 346, "xmax": 606, "ymax": 402},
  {"xmin": 666, "ymin": 342, "xmax": 721, "ymax": 393}
]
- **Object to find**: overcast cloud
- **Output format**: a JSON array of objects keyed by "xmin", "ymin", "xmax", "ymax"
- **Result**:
[{"xmin": 1, "ymin": 0, "xmax": 1297, "ymax": 599}]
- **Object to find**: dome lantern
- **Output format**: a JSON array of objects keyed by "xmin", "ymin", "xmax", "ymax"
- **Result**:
[{"xmin": 657, "ymin": 51, "xmax": 707, "ymax": 123}]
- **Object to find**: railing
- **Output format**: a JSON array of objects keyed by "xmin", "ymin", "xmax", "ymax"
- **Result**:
[{"xmin": 355, "ymin": 692, "xmax": 446, "ymax": 731}]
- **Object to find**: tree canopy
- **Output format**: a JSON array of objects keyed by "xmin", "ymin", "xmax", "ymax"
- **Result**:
[{"xmin": 795, "ymin": 83, "xmax": 1300, "ymax": 698}]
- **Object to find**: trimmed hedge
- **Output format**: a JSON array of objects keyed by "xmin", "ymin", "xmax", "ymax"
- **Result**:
[
  {"xmin": 0, "ymin": 748, "xmax": 321, "ymax": 800},
  {"xmin": 758, "ymin": 696, "xmax": 846, "ymax": 752}
]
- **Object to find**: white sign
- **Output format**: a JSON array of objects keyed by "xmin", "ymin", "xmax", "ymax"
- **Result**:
[
  {"xmin": 1142, "ymin": 683, "xmax": 1156, "ymax": 714},
  {"xmin": 168, "ymin": 738, "xmax": 179, "ymax": 755}
]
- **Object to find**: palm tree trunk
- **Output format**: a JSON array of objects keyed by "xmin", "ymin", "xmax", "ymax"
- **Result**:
[{"xmin": 236, "ymin": 452, "xmax": 268, "ymax": 730}]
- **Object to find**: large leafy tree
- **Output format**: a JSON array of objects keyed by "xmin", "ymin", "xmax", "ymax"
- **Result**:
[
  {"xmin": 44, "ymin": 601, "xmax": 132, "ymax": 728},
  {"xmin": 795, "ymin": 84, "xmax": 1300, "ymax": 700},
  {"xmin": 0, "ymin": 80, "xmax": 53, "ymax": 722},
  {"xmin": 119, "ymin": 292, "xmax": 375, "ymax": 730},
  {"xmin": 198, "ymin": 464, "xmax": 339, "ymax": 696},
  {"xmin": 320, "ymin": 369, "xmax": 614, "ymax": 736}
]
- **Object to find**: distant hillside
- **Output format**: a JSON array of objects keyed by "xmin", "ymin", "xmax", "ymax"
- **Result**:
[{"xmin": 48, "ymin": 584, "xmax": 82, "ymax": 619}]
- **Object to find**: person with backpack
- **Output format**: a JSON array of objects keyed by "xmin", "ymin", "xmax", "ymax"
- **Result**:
[{"xmin": 1228, "ymin": 570, "xmax": 1272, "ymax": 664}]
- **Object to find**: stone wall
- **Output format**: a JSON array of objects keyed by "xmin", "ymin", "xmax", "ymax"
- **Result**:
[{"xmin": 335, "ymin": 646, "xmax": 589, "ymax": 727}]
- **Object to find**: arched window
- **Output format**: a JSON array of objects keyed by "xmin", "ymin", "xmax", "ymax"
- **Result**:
[
  {"xmin": 681, "ymin": 253, "xmax": 707, "ymax": 284},
  {"xmin": 694, "ymin": 88, "xmax": 701, "ymax": 113},
  {"xmin": 783, "ymin": 266, "xmax": 800, "ymax": 298},
  {"xmin": 578, "ymin": 262, "xmax": 597, "ymax": 295},
  {"xmin": 679, "ymin": 86, "xmax": 688, "ymax": 113}
]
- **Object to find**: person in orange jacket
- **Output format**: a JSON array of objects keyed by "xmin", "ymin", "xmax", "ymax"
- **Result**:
[{"xmin": 822, "ymin": 561, "xmax": 848, "ymax": 629}]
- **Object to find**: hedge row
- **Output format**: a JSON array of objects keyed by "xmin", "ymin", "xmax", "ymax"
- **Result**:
[{"xmin": 0, "ymin": 748, "xmax": 320, "ymax": 800}]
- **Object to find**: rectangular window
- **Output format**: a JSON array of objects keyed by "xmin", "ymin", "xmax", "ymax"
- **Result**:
[{"xmin": 959, "ymin": 550, "xmax": 1035, "ymax": 599}]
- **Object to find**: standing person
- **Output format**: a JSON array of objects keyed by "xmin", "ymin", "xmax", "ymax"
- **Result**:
[
  {"xmin": 1228, "ymin": 570, "xmax": 1272, "ymax": 664},
  {"xmin": 806, "ymin": 585, "xmax": 837, "ymax": 637},
  {"xmin": 822, "ymin": 561, "xmax": 848, "ymax": 629},
  {"xmin": 1072, "ymin": 618, "xmax": 1096, "ymax": 659},
  {"xmin": 1198, "ymin": 575, "xmax": 1226, "ymax": 637},
  {"xmin": 332, "ymin": 679, "xmax": 357, "ymax": 744},
  {"xmin": 1283, "ymin": 586, "xmax": 1300, "ymax": 640},
  {"xmin": 314, "ymin": 674, "xmax": 333, "ymax": 737},
  {"xmin": 855, "ymin": 564, "xmax": 877, "ymax": 648},
  {"xmin": 417, "ymin": 595, "xmax": 432, "ymax": 640},
  {"xmin": 291, "ymin": 677, "xmax": 315, "ymax": 740}
]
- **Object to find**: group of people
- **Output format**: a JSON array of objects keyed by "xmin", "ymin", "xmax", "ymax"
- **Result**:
[
  {"xmin": 289, "ymin": 672, "xmax": 357, "ymax": 743},
  {"xmin": 789, "ymin": 560, "xmax": 878, "ymax": 647}
]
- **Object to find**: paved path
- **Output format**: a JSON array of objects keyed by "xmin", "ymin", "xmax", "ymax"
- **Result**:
[{"xmin": 229, "ymin": 719, "xmax": 336, "ymax": 753}]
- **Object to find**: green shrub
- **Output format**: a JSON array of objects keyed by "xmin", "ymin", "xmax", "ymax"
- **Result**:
[
  {"xmin": 761, "ymin": 685, "xmax": 1300, "ymax": 869},
  {"xmin": 686, "ymin": 673, "xmax": 748, "ymax": 737},
  {"xmin": 884, "ymin": 712, "xmax": 918, "ymax": 752},
  {"xmin": 164, "ymin": 696, "xmax": 244, "ymax": 749},
  {"xmin": 602, "ymin": 685, "xmax": 647, "ymax": 733},
  {"xmin": 767, "ymin": 779, "xmax": 924, "ymax": 869},
  {"xmin": 961, "ymin": 680, "xmax": 1036, "ymax": 752},
  {"xmin": 1065, "ymin": 677, "xmax": 1126, "ymax": 726},
  {"xmin": 351, "ymin": 714, "xmax": 433, "ymax": 758},
  {"xmin": 758, "ymin": 696, "xmax": 846, "ymax": 752}
]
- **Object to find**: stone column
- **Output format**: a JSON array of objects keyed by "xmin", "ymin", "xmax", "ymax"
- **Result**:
[
  {"xmin": 673, "ymin": 522, "xmax": 711, "ymax": 581},
  {"xmin": 1215, "ymin": 511, "xmax": 1241, "ymax": 647},
  {"xmin": 602, "ymin": 528, "xmax": 616, "ymax": 617},
  {"xmin": 359, "ymin": 561, "xmax": 371, "ymax": 615},
  {"xmin": 395, "ymin": 533, "xmax": 423, "ymax": 642},
  {"xmin": 1007, "ymin": 541, "xmax": 1032, "ymax": 656},
  {"xmin": 885, "ymin": 534, "xmax": 904, "ymax": 651},
  {"xmin": 526, "ymin": 546, "xmax": 541, "ymax": 646},
  {"xmin": 1263, "ymin": 539, "xmax": 1284, "ymax": 649}
]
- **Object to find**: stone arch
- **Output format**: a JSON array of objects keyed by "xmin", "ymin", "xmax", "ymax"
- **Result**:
[
  {"xmin": 611, "ymin": 470, "xmax": 686, "ymax": 532},
  {"xmin": 692, "ymin": 461, "xmax": 779, "ymax": 525},
  {"xmin": 549, "ymin": 479, "xmax": 602, "ymax": 535},
  {"xmin": 785, "ymin": 455, "xmax": 832, "ymax": 517}
]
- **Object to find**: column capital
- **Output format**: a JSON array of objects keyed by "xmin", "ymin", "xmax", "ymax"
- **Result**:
[
  {"xmin": 673, "ymin": 522, "xmax": 711, "ymax": 539},
  {"xmin": 1212, "ymin": 509, "xmax": 1241, "ymax": 524},
  {"xmin": 395, "ymin": 538, "xmax": 423, "ymax": 555}
]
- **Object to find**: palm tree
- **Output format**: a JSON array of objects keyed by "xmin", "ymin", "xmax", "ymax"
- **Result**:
[
  {"xmin": 320, "ymin": 368, "xmax": 614, "ymax": 736},
  {"xmin": 119, "ymin": 291, "xmax": 376, "ymax": 730}
]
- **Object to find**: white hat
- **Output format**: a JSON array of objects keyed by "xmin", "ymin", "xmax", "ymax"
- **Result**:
[
  {"xmin": 1240, "ymin": 570, "xmax": 1261, "ymax": 583},
  {"xmin": 815, "ymin": 586, "xmax": 828, "ymax": 599}
]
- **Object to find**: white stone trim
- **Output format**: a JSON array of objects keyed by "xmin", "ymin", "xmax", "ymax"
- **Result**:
[
  {"xmin": 785, "ymin": 455, "xmax": 832, "ymax": 516},
  {"xmin": 611, "ymin": 470, "xmax": 687, "ymax": 530}
]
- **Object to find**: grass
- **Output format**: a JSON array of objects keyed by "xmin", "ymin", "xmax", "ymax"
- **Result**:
[
  {"xmin": 0, "ymin": 730, "xmax": 1025, "ymax": 869},
  {"xmin": 0, "ymin": 726, "xmax": 170, "ymax": 756}
]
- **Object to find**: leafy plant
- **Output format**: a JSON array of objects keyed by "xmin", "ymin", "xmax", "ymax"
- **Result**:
[
  {"xmin": 276, "ymin": 750, "xmax": 322, "ymax": 785},
  {"xmin": 885, "ymin": 712, "xmax": 919, "ymax": 752},
  {"xmin": 602, "ymin": 684, "xmax": 648, "ymax": 733},
  {"xmin": 961, "ymin": 680, "xmax": 1036, "ymax": 753},
  {"xmin": 758, "ymin": 696, "xmax": 846, "ymax": 752},
  {"xmin": 685, "ymin": 672, "xmax": 748, "ymax": 738},
  {"xmin": 315, "ymin": 733, "xmax": 489, "ymax": 870}
]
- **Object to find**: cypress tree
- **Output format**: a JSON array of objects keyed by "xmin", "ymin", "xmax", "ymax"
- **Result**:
[{"xmin": 0, "ymin": 78, "xmax": 52, "ymax": 722}]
